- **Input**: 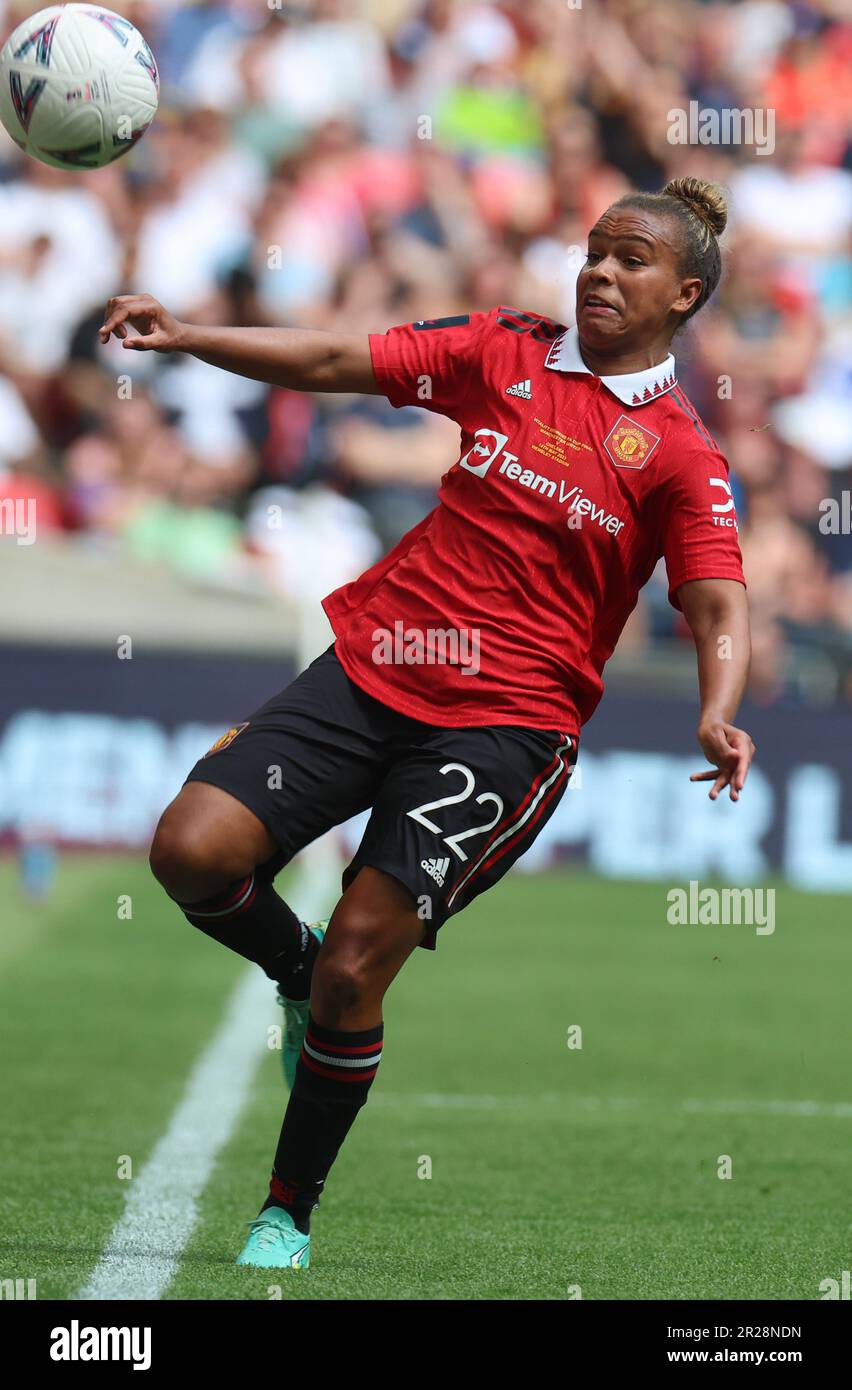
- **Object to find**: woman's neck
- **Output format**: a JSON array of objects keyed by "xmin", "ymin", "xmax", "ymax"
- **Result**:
[{"xmin": 577, "ymin": 336, "xmax": 673, "ymax": 377}]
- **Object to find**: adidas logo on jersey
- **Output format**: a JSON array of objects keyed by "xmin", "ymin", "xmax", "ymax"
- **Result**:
[
  {"xmin": 421, "ymin": 856, "xmax": 450, "ymax": 887},
  {"xmin": 506, "ymin": 379, "xmax": 532, "ymax": 399}
]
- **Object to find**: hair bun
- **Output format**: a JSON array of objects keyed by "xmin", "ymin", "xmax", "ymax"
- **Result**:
[{"xmin": 663, "ymin": 177, "xmax": 728, "ymax": 238}]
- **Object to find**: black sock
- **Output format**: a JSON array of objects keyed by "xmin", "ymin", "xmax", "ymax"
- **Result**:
[
  {"xmin": 277, "ymin": 925, "xmax": 320, "ymax": 1001},
  {"xmin": 176, "ymin": 876, "xmax": 317, "ymax": 992},
  {"xmin": 261, "ymin": 1014, "xmax": 384, "ymax": 1233}
]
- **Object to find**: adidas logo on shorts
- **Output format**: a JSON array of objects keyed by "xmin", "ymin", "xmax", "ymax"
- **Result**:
[
  {"xmin": 421, "ymin": 856, "xmax": 450, "ymax": 887},
  {"xmin": 505, "ymin": 378, "xmax": 532, "ymax": 399}
]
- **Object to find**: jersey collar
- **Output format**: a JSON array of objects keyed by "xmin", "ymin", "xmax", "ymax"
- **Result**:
[{"xmin": 544, "ymin": 326, "xmax": 677, "ymax": 408}]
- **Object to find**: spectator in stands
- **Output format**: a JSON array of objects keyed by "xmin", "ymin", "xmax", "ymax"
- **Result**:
[{"xmin": 0, "ymin": 0, "xmax": 849, "ymax": 703}]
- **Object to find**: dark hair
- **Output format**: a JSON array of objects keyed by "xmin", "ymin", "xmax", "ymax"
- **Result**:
[{"xmin": 610, "ymin": 177, "xmax": 728, "ymax": 322}]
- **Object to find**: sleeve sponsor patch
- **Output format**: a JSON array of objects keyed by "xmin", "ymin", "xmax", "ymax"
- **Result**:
[{"xmin": 412, "ymin": 315, "xmax": 471, "ymax": 330}]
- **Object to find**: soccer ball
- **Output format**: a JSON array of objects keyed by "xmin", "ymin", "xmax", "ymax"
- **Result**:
[{"xmin": 0, "ymin": 4, "xmax": 158, "ymax": 170}]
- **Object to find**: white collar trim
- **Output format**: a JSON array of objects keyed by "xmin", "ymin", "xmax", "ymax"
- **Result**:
[{"xmin": 544, "ymin": 325, "xmax": 677, "ymax": 407}]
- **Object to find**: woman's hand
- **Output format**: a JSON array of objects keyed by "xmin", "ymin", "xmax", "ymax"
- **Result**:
[
  {"xmin": 691, "ymin": 720, "xmax": 756, "ymax": 801},
  {"xmin": 99, "ymin": 294, "xmax": 187, "ymax": 352}
]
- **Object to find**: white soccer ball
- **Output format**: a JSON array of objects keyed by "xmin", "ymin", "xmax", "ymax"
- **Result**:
[{"xmin": 0, "ymin": 4, "xmax": 158, "ymax": 170}]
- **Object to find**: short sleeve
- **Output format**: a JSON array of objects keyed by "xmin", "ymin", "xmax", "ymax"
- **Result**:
[
  {"xmin": 660, "ymin": 447, "xmax": 746, "ymax": 610},
  {"xmin": 368, "ymin": 311, "xmax": 491, "ymax": 418}
]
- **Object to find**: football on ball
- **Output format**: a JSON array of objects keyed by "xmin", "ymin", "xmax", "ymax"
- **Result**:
[{"xmin": 0, "ymin": 4, "xmax": 158, "ymax": 170}]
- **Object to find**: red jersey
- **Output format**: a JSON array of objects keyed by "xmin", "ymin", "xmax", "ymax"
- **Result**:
[{"xmin": 322, "ymin": 306, "xmax": 745, "ymax": 733}]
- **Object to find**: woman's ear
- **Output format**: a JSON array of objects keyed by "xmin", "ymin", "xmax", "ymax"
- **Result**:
[{"xmin": 672, "ymin": 276, "xmax": 703, "ymax": 317}]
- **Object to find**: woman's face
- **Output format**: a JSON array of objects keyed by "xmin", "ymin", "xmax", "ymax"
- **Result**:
[{"xmin": 575, "ymin": 205, "xmax": 703, "ymax": 356}]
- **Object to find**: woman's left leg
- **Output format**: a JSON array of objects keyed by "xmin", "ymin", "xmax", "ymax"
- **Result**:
[
  {"xmin": 241, "ymin": 722, "xmax": 578, "ymax": 1264},
  {"xmin": 259, "ymin": 867, "xmax": 426, "ymax": 1236}
]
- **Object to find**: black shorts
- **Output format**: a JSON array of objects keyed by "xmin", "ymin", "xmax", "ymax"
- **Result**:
[{"xmin": 185, "ymin": 645, "xmax": 578, "ymax": 948}]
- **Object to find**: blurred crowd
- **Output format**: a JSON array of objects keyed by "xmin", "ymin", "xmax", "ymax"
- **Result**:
[{"xmin": 1, "ymin": 0, "xmax": 851, "ymax": 704}]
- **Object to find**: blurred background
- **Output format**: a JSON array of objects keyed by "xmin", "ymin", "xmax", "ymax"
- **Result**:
[{"xmin": 1, "ymin": 0, "xmax": 851, "ymax": 890}]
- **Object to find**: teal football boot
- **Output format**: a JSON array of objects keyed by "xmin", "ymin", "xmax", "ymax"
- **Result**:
[
  {"xmin": 235, "ymin": 1207, "xmax": 310, "ymax": 1269},
  {"xmin": 276, "ymin": 921, "xmax": 327, "ymax": 1089}
]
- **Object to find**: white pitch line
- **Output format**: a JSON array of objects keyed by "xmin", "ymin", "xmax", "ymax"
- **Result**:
[
  {"xmin": 77, "ymin": 967, "xmax": 272, "ymax": 1302},
  {"xmin": 78, "ymin": 861, "xmax": 339, "ymax": 1302},
  {"xmin": 683, "ymin": 1097, "xmax": 852, "ymax": 1119},
  {"xmin": 369, "ymin": 1092, "xmax": 852, "ymax": 1120}
]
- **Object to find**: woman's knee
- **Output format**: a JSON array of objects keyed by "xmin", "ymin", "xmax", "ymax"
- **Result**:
[
  {"xmin": 149, "ymin": 815, "xmax": 219, "ymax": 901},
  {"xmin": 311, "ymin": 951, "xmax": 369, "ymax": 1017},
  {"xmin": 149, "ymin": 784, "xmax": 272, "ymax": 901},
  {"xmin": 310, "ymin": 879, "xmax": 424, "ymax": 1021}
]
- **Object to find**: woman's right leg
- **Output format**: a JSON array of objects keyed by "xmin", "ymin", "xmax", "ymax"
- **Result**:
[
  {"xmin": 145, "ymin": 647, "xmax": 425, "ymax": 1265},
  {"xmin": 149, "ymin": 647, "xmax": 395, "ymax": 991},
  {"xmin": 149, "ymin": 781, "xmax": 316, "ymax": 994}
]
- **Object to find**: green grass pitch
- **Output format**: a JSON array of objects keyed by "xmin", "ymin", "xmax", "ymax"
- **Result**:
[{"xmin": 0, "ymin": 853, "xmax": 849, "ymax": 1301}]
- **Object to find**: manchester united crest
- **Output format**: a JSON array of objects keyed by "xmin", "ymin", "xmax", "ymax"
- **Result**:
[
  {"xmin": 603, "ymin": 416, "xmax": 661, "ymax": 470},
  {"xmin": 204, "ymin": 722, "xmax": 249, "ymax": 757}
]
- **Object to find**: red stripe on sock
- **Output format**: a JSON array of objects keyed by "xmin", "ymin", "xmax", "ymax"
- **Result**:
[
  {"xmin": 210, "ymin": 875, "xmax": 252, "ymax": 910},
  {"xmin": 185, "ymin": 875, "xmax": 257, "ymax": 918},
  {"xmin": 300, "ymin": 1053, "xmax": 380, "ymax": 1083},
  {"xmin": 269, "ymin": 1173, "xmax": 298, "ymax": 1206},
  {"xmin": 230, "ymin": 883, "xmax": 258, "ymax": 916}
]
